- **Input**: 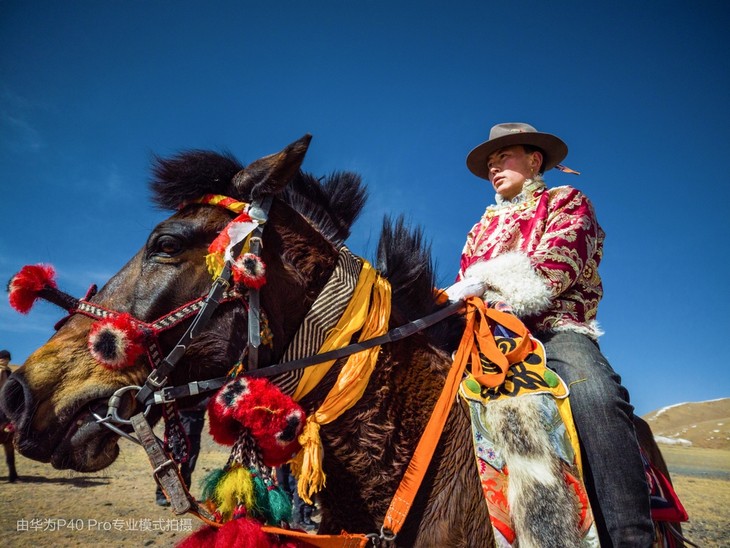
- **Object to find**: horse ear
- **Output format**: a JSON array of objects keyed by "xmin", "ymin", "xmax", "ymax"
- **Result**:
[{"xmin": 233, "ymin": 134, "xmax": 312, "ymax": 199}]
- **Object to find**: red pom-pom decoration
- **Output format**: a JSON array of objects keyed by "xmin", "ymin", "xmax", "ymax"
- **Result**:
[
  {"xmin": 208, "ymin": 377, "xmax": 305, "ymax": 467},
  {"xmin": 214, "ymin": 517, "xmax": 276, "ymax": 548},
  {"xmin": 8, "ymin": 264, "xmax": 57, "ymax": 314},
  {"xmin": 177, "ymin": 516, "xmax": 279, "ymax": 548},
  {"xmin": 176, "ymin": 524, "xmax": 219, "ymax": 548},
  {"xmin": 88, "ymin": 313, "xmax": 147, "ymax": 369},
  {"xmin": 232, "ymin": 253, "xmax": 267, "ymax": 289}
]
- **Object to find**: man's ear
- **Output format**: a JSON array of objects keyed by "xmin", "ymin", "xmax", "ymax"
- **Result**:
[{"xmin": 529, "ymin": 150, "xmax": 544, "ymax": 173}]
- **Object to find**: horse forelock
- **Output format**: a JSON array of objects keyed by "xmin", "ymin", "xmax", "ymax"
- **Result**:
[
  {"xmin": 149, "ymin": 150, "xmax": 366, "ymax": 247},
  {"xmin": 150, "ymin": 150, "xmax": 244, "ymax": 210}
]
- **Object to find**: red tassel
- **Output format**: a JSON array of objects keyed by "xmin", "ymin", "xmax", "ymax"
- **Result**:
[
  {"xmin": 232, "ymin": 378, "xmax": 305, "ymax": 467},
  {"xmin": 208, "ymin": 378, "xmax": 251, "ymax": 446},
  {"xmin": 7, "ymin": 264, "xmax": 57, "ymax": 314},
  {"xmin": 88, "ymin": 313, "xmax": 146, "ymax": 369},
  {"xmin": 176, "ymin": 524, "xmax": 219, "ymax": 548}
]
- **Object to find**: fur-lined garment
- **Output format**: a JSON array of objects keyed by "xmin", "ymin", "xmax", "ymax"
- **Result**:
[{"xmin": 458, "ymin": 178, "xmax": 604, "ymax": 340}]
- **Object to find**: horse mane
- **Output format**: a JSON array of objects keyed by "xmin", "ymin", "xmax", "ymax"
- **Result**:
[
  {"xmin": 377, "ymin": 216, "xmax": 463, "ymax": 350},
  {"xmin": 149, "ymin": 150, "xmax": 367, "ymax": 246},
  {"xmin": 284, "ymin": 171, "xmax": 367, "ymax": 246}
]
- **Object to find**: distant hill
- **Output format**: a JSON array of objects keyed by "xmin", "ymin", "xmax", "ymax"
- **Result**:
[{"xmin": 643, "ymin": 398, "xmax": 730, "ymax": 450}]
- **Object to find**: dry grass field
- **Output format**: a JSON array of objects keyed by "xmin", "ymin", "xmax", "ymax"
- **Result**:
[
  {"xmin": 0, "ymin": 399, "xmax": 727, "ymax": 547},
  {"xmin": 661, "ymin": 446, "xmax": 730, "ymax": 547},
  {"xmin": 1, "ymin": 440, "xmax": 728, "ymax": 547}
]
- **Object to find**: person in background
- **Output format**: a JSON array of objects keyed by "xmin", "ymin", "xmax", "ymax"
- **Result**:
[
  {"xmin": 0, "ymin": 349, "xmax": 11, "ymax": 388},
  {"xmin": 1, "ymin": 349, "xmax": 18, "ymax": 483},
  {"xmin": 448, "ymin": 122, "xmax": 654, "ymax": 546},
  {"xmin": 276, "ymin": 462, "xmax": 317, "ymax": 531},
  {"xmin": 156, "ymin": 401, "xmax": 207, "ymax": 506}
]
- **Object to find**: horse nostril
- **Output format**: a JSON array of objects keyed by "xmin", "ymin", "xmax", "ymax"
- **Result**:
[{"xmin": 0, "ymin": 376, "xmax": 30, "ymax": 427}]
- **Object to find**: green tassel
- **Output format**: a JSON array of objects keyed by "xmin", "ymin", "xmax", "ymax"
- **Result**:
[
  {"xmin": 251, "ymin": 473, "xmax": 271, "ymax": 519},
  {"xmin": 201, "ymin": 468, "xmax": 227, "ymax": 503},
  {"xmin": 268, "ymin": 485, "xmax": 293, "ymax": 524}
]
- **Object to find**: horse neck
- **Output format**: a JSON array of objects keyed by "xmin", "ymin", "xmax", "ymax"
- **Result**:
[
  {"xmin": 259, "ymin": 206, "xmax": 342, "ymax": 365},
  {"xmin": 301, "ymin": 325, "xmax": 455, "ymax": 530}
]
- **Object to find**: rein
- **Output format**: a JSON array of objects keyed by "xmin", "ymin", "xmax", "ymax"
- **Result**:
[{"xmin": 144, "ymin": 299, "xmax": 465, "ymax": 406}]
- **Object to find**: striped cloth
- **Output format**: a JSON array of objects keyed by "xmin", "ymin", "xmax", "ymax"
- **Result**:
[{"xmin": 271, "ymin": 247, "xmax": 362, "ymax": 396}]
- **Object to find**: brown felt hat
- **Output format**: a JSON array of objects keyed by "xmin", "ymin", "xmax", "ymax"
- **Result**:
[{"xmin": 466, "ymin": 122, "xmax": 568, "ymax": 180}]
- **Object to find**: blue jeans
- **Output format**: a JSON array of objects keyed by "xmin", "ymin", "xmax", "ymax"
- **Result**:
[{"xmin": 537, "ymin": 330, "xmax": 654, "ymax": 548}]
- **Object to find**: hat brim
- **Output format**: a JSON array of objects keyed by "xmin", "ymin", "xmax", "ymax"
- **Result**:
[{"xmin": 466, "ymin": 131, "xmax": 568, "ymax": 180}]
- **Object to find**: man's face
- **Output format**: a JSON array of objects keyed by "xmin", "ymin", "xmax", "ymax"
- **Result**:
[{"xmin": 486, "ymin": 145, "xmax": 540, "ymax": 200}]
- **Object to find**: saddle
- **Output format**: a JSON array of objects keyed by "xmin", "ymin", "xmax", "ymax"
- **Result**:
[{"xmin": 458, "ymin": 300, "xmax": 599, "ymax": 547}]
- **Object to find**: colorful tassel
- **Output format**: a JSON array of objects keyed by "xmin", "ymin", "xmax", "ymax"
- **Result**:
[
  {"xmin": 290, "ymin": 417, "xmax": 326, "ymax": 504},
  {"xmin": 215, "ymin": 465, "xmax": 256, "ymax": 521},
  {"xmin": 87, "ymin": 313, "xmax": 147, "ymax": 369},
  {"xmin": 7, "ymin": 264, "xmax": 57, "ymax": 314},
  {"xmin": 200, "ymin": 465, "xmax": 293, "ymax": 528},
  {"xmin": 205, "ymin": 210, "xmax": 258, "ymax": 280},
  {"xmin": 208, "ymin": 377, "xmax": 305, "ymax": 466},
  {"xmin": 201, "ymin": 468, "xmax": 227, "ymax": 503},
  {"xmin": 208, "ymin": 378, "xmax": 252, "ymax": 446},
  {"xmin": 267, "ymin": 483, "xmax": 293, "ymax": 524},
  {"xmin": 251, "ymin": 473, "xmax": 272, "ymax": 518}
]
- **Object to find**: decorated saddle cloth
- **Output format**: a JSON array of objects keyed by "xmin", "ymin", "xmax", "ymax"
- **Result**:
[{"xmin": 458, "ymin": 301, "xmax": 600, "ymax": 547}]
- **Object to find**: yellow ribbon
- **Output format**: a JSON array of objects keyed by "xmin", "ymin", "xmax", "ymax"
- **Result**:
[{"xmin": 290, "ymin": 260, "xmax": 391, "ymax": 502}]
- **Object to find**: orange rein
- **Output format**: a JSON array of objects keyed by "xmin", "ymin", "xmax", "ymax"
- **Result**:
[{"xmin": 230, "ymin": 296, "xmax": 529, "ymax": 547}]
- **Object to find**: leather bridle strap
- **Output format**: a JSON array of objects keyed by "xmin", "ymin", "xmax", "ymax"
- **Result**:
[
  {"xmin": 142, "ymin": 300, "xmax": 465, "ymax": 406},
  {"xmin": 131, "ymin": 412, "xmax": 193, "ymax": 515},
  {"xmin": 243, "ymin": 196, "xmax": 272, "ymax": 370},
  {"xmin": 134, "ymin": 266, "xmax": 239, "ymax": 406}
]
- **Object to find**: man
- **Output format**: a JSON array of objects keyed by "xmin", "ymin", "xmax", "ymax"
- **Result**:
[{"xmin": 448, "ymin": 123, "xmax": 654, "ymax": 547}]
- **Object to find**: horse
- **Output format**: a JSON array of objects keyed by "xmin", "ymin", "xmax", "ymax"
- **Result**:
[{"xmin": 0, "ymin": 136, "xmax": 679, "ymax": 546}]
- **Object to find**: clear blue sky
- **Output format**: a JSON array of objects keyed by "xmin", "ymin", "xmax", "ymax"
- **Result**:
[{"xmin": 1, "ymin": 1, "xmax": 728, "ymax": 416}]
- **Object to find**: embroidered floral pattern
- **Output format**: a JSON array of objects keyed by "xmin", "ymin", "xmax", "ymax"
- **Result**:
[{"xmin": 459, "ymin": 180, "xmax": 605, "ymax": 339}]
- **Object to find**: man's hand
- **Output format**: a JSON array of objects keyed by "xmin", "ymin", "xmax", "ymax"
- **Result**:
[{"xmin": 444, "ymin": 277, "xmax": 486, "ymax": 302}]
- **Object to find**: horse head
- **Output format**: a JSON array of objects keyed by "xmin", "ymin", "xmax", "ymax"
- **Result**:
[{"xmin": 0, "ymin": 135, "xmax": 368, "ymax": 472}]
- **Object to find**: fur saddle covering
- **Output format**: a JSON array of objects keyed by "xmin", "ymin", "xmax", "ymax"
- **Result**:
[{"xmin": 458, "ymin": 305, "xmax": 600, "ymax": 547}]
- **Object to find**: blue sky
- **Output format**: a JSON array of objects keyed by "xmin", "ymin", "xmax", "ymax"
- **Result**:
[{"xmin": 1, "ymin": 1, "xmax": 728, "ymax": 416}]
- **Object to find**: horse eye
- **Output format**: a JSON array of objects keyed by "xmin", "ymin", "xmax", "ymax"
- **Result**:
[{"xmin": 152, "ymin": 235, "xmax": 183, "ymax": 257}]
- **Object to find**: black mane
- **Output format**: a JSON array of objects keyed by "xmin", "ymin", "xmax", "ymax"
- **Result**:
[
  {"xmin": 284, "ymin": 171, "xmax": 367, "ymax": 246},
  {"xmin": 150, "ymin": 150, "xmax": 244, "ymax": 208},
  {"xmin": 149, "ymin": 149, "xmax": 460, "ymax": 349},
  {"xmin": 377, "ymin": 217, "xmax": 463, "ymax": 350}
]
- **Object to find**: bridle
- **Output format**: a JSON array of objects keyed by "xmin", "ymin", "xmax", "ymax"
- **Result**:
[{"xmin": 83, "ymin": 194, "xmax": 275, "ymax": 426}]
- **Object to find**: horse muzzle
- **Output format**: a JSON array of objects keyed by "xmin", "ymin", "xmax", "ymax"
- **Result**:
[{"xmin": 0, "ymin": 370, "xmax": 132, "ymax": 471}]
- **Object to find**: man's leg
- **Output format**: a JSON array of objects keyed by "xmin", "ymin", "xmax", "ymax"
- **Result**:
[{"xmin": 539, "ymin": 330, "xmax": 654, "ymax": 548}]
